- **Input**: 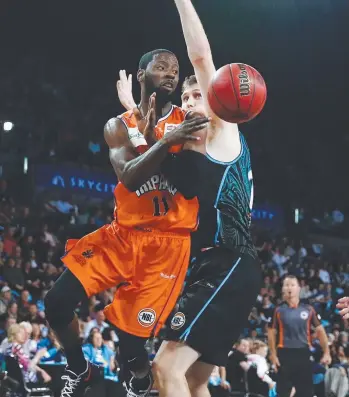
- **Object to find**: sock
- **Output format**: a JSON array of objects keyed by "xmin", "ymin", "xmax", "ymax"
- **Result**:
[{"xmin": 65, "ymin": 344, "xmax": 87, "ymax": 375}]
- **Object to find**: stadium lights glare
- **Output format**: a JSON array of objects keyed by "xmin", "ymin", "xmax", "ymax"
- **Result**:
[
  {"xmin": 24, "ymin": 157, "xmax": 28, "ymax": 174},
  {"xmin": 3, "ymin": 121, "xmax": 14, "ymax": 132}
]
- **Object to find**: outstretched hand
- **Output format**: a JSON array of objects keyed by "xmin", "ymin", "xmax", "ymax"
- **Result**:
[{"xmin": 116, "ymin": 70, "xmax": 137, "ymax": 111}]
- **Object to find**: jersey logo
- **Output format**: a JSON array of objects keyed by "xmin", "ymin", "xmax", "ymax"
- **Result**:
[
  {"xmin": 171, "ymin": 312, "xmax": 186, "ymax": 330},
  {"xmin": 82, "ymin": 249, "xmax": 94, "ymax": 259},
  {"xmin": 164, "ymin": 123, "xmax": 179, "ymax": 135},
  {"xmin": 135, "ymin": 174, "xmax": 178, "ymax": 197},
  {"xmin": 300, "ymin": 311, "xmax": 309, "ymax": 320},
  {"xmin": 137, "ymin": 308, "xmax": 156, "ymax": 327}
]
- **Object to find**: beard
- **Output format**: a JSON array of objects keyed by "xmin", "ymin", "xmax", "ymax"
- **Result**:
[{"xmin": 144, "ymin": 73, "xmax": 175, "ymax": 102}]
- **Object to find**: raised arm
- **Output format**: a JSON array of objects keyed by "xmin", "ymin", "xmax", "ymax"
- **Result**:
[{"xmin": 174, "ymin": 0, "xmax": 224, "ymax": 125}]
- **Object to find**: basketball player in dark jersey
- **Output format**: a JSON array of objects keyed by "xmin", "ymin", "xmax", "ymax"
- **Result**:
[{"xmin": 117, "ymin": 1, "xmax": 262, "ymax": 394}]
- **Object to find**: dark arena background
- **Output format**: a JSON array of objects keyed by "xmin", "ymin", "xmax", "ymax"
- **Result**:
[{"xmin": 0, "ymin": 0, "xmax": 349, "ymax": 396}]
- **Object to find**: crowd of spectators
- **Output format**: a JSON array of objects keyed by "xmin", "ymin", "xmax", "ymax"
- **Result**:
[{"xmin": 0, "ymin": 178, "xmax": 349, "ymax": 397}]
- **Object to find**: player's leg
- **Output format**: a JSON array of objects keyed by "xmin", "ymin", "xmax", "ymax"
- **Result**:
[
  {"xmin": 116, "ymin": 328, "xmax": 150, "ymax": 392},
  {"xmin": 155, "ymin": 248, "xmax": 261, "ymax": 397},
  {"xmin": 185, "ymin": 360, "xmax": 213, "ymax": 397},
  {"xmin": 104, "ymin": 231, "xmax": 191, "ymax": 397},
  {"xmin": 152, "ymin": 341, "xmax": 200, "ymax": 397},
  {"xmin": 45, "ymin": 225, "xmax": 131, "ymax": 396},
  {"xmin": 45, "ymin": 269, "xmax": 88, "ymax": 374}
]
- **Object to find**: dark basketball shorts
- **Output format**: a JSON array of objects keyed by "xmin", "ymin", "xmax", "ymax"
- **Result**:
[{"xmin": 165, "ymin": 246, "xmax": 262, "ymax": 366}]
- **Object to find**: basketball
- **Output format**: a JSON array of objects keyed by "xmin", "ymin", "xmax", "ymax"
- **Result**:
[{"xmin": 207, "ymin": 63, "xmax": 267, "ymax": 124}]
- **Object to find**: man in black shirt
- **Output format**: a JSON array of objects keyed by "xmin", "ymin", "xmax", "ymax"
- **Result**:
[
  {"xmin": 226, "ymin": 339, "xmax": 250, "ymax": 392},
  {"xmin": 268, "ymin": 275, "xmax": 331, "ymax": 397}
]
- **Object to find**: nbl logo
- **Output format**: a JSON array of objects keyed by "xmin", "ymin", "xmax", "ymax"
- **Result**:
[
  {"xmin": 171, "ymin": 312, "xmax": 186, "ymax": 330},
  {"xmin": 137, "ymin": 308, "xmax": 156, "ymax": 327}
]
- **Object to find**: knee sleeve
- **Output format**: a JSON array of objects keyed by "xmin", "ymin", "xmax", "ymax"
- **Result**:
[
  {"xmin": 45, "ymin": 269, "xmax": 87, "ymax": 328},
  {"xmin": 118, "ymin": 331, "xmax": 148, "ymax": 373}
]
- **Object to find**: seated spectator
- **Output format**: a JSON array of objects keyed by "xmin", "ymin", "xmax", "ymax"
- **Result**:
[
  {"xmin": 300, "ymin": 279, "xmax": 312, "ymax": 300},
  {"xmin": 4, "ymin": 323, "xmax": 51, "ymax": 385},
  {"xmin": 28, "ymin": 323, "xmax": 41, "ymax": 356},
  {"xmin": 84, "ymin": 304, "xmax": 109, "ymax": 339},
  {"xmin": 3, "ymin": 258, "xmax": 24, "ymax": 293},
  {"xmin": 38, "ymin": 328, "xmax": 65, "ymax": 363},
  {"xmin": 259, "ymin": 294, "xmax": 275, "ymax": 325},
  {"xmin": 82, "ymin": 329, "xmax": 125, "ymax": 397},
  {"xmin": 3, "ymin": 229, "xmax": 17, "ymax": 257},
  {"xmin": 41, "ymin": 263, "xmax": 58, "ymax": 291},
  {"xmin": 0, "ymin": 317, "xmax": 17, "ymax": 350},
  {"xmin": 18, "ymin": 290, "xmax": 31, "ymax": 320},
  {"xmin": 19, "ymin": 321, "xmax": 34, "ymax": 357},
  {"xmin": 0, "ymin": 301, "xmax": 19, "ymax": 326},
  {"xmin": 41, "ymin": 224, "xmax": 58, "ymax": 248},
  {"xmin": 338, "ymin": 331, "xmax": 348, "ymax": 349},
  {"xmin": 82, "ymin": 330, "xmax": 117, "ymax": 382},
  {"xmin": 325, "ymin": 346, "xmax": 349, "ymax": 397},
  {"xmin": 23, "ymin": 303, "xmax": 45, "ymax": 325},
  {"xmin": 226, "ymin": 338, "xmax": 250, "ymax": 392},
  {"xmin": 0, "ymin": 285, "xmax": 12, "ymax": 315},
  {"xmin": 23, "ymin": 261, "xmax": 42, "ymax": 301}
]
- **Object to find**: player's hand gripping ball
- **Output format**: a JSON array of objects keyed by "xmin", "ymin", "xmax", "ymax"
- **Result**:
[{"xmin": 208, "ymin": 63, "xmax": 267, "ymax": 124}]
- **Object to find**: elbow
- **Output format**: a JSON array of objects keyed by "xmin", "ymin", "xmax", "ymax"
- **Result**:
[
  {"xmin": 119, "ymin": 175, "xmax": 138, "ymax": 192},
  {"xmin": 115, "ymin": 163, "xmax": 139, "ymax": 192}
]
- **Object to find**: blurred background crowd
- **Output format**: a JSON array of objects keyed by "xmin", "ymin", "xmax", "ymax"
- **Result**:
[{"xmin": 0, "ymin": 181, "xmax": 348, "ymax": 396}]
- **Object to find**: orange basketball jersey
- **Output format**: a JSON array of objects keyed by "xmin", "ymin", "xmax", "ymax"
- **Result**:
[{"xmin": 115, "ymin": 105, "xmax": 199, "ymax": 233}]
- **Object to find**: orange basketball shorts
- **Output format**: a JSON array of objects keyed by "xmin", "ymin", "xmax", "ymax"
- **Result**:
[{"xmin": 62, "ymin": 223, "xmax": 191, "ymax": 338}]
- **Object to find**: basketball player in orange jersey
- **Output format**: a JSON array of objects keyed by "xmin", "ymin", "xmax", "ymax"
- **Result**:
[
  {"xmin": 44, "ymin": 49, "xmax": 210, "ymax": 397},
  {"xmin": 117, "ymin": 1, "xmax": 262, "ymax": 396}
]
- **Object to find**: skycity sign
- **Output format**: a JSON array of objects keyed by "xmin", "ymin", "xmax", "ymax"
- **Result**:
[{"xmin": 34, "ymin": 164, "xmax": 116, "ymax": 199}]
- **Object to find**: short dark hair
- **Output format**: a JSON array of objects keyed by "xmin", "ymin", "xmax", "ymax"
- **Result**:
[
  {"xmin": 283, "ymin": 275, "xmax": 300, "ymax": 285},
  {"xmin": 138, "ymin": 49, "xmax": 175, "ymax": 70},
  {"xmin": 182, "ymin": 74, "xmax": 197, "ymax": 93}
]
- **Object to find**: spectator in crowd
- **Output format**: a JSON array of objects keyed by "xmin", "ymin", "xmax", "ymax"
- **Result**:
[
  {"xmin": 4, "ymin": 323, "xmax": 51, "ymax": 385},
  {"xmin": 0, "ymin": 285, "xmax": 12, "ymax": 315},
  {"xmin": 83, "ymin": 330, "xmax": 117, "ymax": 381},
  {"xmin": 82, "ymin": 330, "xmax": 123, "ymax": 397},
  {"xmin": 325, "ymin": 346, "xmax": 349, "ymax": 397},
  {"xmin": 226, "ymin": 338, "xmax": 250, "ymax": 392},
  {"xmin": 28, "ymin": 323, "xmax": 41, "ymax": 355},
  {"xmin": 84, "ymin": 304, "xmax": 109, "ymax": 339},
  {"xmin": 246, "ymin": 340, "xmax": 276, "ymax": 396},
  {"xmin": 3, "ymin": 258, "xmax": 25, "ymax": 292},
  {"xmin": 37, "ymin": 328, "xmax": 65, "ymax": 363},
  {"xmin": 1, "ymin": 170, "xmax": 349, "ymax": 397}
]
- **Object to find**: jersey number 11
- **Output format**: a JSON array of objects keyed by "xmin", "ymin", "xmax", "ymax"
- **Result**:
[{"xmin": 153, "ymin": 196, "xmax": 170, "ymax": 216}]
